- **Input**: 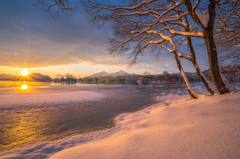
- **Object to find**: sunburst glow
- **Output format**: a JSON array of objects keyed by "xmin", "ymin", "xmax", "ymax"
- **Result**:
[{"xmin": 20, "ymin": 69, "xmax": 29, "ymax": 76}]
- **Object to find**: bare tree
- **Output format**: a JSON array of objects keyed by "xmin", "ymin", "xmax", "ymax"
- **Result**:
[
  {"xmin": 38, "ymin": 0, "xmax": 235, "ymax": 97},
  {"xmin": 143, "ymin": 71, "xmax": 151, "ymax": 76},
  {"xmin": 81, "ymin": 0, "xmax": 220, "ymax": 98},
  {"xmin": 65, "ymin": 73, "xmax": 75, "ymax": 79},
  {"xmin": 36, "ymin": 0, "xmax": 75, "ymax": 18},
  {"xmin": 215, "ymin": 0, "xmax": 240, "ymax": 66},
  {"xmin": 182, "ymin": 0, "xmax": 236, "ymax": 93},
  {"xmin": 55, "ymin": 74, "xmax": 63, "ymax": 79},
  {"xmin": 94, "ymin": 77, "xmax": 99, "ymax": 84}
]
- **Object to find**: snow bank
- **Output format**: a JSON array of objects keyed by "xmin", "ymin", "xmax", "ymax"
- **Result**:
[
  {"xmin": 50, "ymin": 92, "xmax": 240, "ymax": 159},
  {"xmin": 0, "ymin": 91, "xmax": 108, "ymax": 108}
]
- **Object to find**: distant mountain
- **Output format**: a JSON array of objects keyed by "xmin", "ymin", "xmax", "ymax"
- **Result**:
[
  {"xmin": 204, "ymin": 64, "xmax": 240, "ymax": 82},
  {"xmin": 0, "ymin": 74, "xmax": 16, "ymax": 80},
  {"xmin": 87, "ymin": 70, "xmax": 140, "ymax": 78},
  {"xmin": 29, "ymin": 73, "xmax": 52, "ymax": 81},
  {"xmin": 87, "ymin": 71, "xmax": 109, "ymax": 78},
  {"xmin": 0, "ymin": 73, "xmax": 52, "ymax": 82},
  {"xmin": 196, "ymin": 64, "xmax": 240, "ymax": 76},
  {"xmin": 179, "ymin": 64, "xmax": 240, "ymax": 82}
]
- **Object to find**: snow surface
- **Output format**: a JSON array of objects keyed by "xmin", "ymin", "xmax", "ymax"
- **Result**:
[
  {"xmin": 0, "ymin": 91, "xmax": 108, "ymax": 108},
  {"xmin": 1, "ymin": 86, "xmax": 240, "ymax": 159}
]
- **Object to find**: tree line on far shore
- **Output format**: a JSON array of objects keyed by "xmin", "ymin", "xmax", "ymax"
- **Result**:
[{"xmin": 53, "ymin": 65, "xmax": 240, "ymax": 85}]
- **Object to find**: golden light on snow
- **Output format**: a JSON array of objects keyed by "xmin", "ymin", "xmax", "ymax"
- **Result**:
[
  {"xmin": 21, "ymin": 84, "xmax": 28, "ymax": 89},
  {"xmin": 20, "ymin": 69, "xmax": 29, "ymax": 76}
]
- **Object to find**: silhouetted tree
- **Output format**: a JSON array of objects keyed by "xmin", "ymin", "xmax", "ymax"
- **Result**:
[{"xmin": 94, "ymin": 77, "xmax": 99, "ymax": 84}]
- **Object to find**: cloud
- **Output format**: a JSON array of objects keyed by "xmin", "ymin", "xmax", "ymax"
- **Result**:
[
  {"xmin": 0, "ymin": 1, "xmax": 111, "ymax": 67},
  {"xmin": 0, "ymin": 0, "xmax": 209, "ymax": 75}
]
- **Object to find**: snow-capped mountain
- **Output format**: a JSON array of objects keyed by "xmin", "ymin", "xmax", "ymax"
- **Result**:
[{"xmin": 88, "ymin": 70, "xmax": 139, "ymax": 78}]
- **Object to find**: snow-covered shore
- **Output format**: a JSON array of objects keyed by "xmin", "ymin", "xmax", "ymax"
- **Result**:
[
  {"xmin": 49, "ymin": 91, "xmax": 240, "ymax": 159},
  {"xmin": 1, "ymin": 86, "xmax": 240, "ymax": 159}
]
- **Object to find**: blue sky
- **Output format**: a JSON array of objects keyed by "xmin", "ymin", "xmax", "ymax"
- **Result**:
[{"xmin": 0, "ymin": 0, "xmax": 210, "ymax": 77}]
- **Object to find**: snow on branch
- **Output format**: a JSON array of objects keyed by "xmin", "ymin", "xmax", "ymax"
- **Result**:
[
  {"xmin": 167, "ymin": 27, "xmax": 203, "ymax": 37},
  {"xmin": 100, "ymin": 0, "xmax": 156, "ymax": 11},
  {"xmin": 194, "ymin": 10, "xmax": 209, "ymax": 28},
  {"xmin": 177, "ymin": 52, "xmax": 192, "ymax": 61}
]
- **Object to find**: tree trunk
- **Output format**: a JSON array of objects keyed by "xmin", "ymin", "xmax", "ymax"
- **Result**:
[
  {"xmin": 204, "ymin": 0, "xmax": 232, "ymax": 94},
  {"xmin": 187, "ymin": 37, "xmax": 217, "ymax": 95},
  {"xmin": 183, "ymin": 0, "xmax": 232, "ymax": 94},
  {"xmin": 173, "ymin": 51, "xmax": 198, "ymax": 99},
  {"xmin": 203, "ymin": 30, "xmax": 231, "ymax": 94}
]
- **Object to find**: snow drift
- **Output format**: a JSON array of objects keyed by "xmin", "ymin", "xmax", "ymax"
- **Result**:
[{"xmin": 50, "ymin": 92, "xmax": 240, "ymax": 159}]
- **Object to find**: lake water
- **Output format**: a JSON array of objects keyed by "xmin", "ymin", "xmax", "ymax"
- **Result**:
[{"xmin": 0, "ymin": 81, "xmax": 157, "ymax": 152}]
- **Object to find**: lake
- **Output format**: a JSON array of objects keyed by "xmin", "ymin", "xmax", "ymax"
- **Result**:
[{"xmin": 0, "ymin": 81, "xmax": 157, "ymax": 152}]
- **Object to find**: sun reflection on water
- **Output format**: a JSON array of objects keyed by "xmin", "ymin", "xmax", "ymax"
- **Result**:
[
  {"xmin": 21, "ymin": 84, "xmax": 28, "ymax": 89},
  {"xmin": 0, "ymin": 107, "xmax": 47, "ymax": 152},
  {"xmin": 0, "ymin": 81, "xmax": 52, "ymax": 94}
]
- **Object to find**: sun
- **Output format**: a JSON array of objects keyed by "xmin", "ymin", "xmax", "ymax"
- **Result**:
[{"xmin": 20, "ymin": 69, "xmax": 29, "ymax": 76}]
